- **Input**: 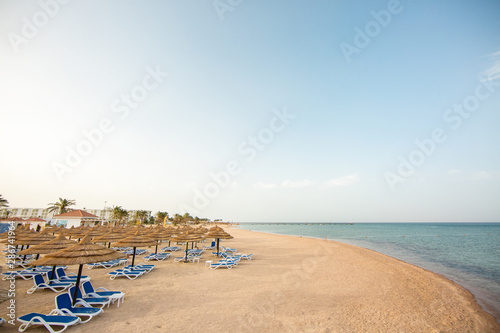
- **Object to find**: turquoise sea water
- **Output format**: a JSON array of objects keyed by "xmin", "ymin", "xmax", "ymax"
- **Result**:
[{"xmin": 238, "ymin": 222, "xmax": 500, "ymax": 321}]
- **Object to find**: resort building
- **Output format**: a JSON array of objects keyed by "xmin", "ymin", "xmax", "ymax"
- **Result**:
[
  {"xmin": 52, "ymin": 210, "xmax": 100, "ymax": 228},
  {"xmin": 0, "ymin": 207, "xmax": 152, "ymax": 229}
]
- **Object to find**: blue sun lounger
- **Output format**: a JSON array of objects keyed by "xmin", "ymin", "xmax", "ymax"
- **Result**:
[
  {"xmin": 122, "ymin": 264, "xmax": 155, "ymax": 272},
  {"xmin": 50, "ymin": 268, "xmax": 90, "ymax": 283},
  {"xmin": 17, "ymin": 312, "xmax": 80, "ymax": 333},
  {"xmin": 27, "ymin": 274, "xmax": 74, "ymax": 294},
  {"xmin": 209, "ymin": 260, "xmax": 237, "ymax": 270},
  {"xmin": 68, "ymin": 286, "xmax": 111, "ymax": 309},
  {"xmin": 54, "ymin": 293, "xmax": 103, "ymax": 324},
  {"xmin": 82, "ymin": 281, "xmax": 125, "ymax": 307},
  {"xmin": 108, "ymin": 269, "xmax": 143, "ymax": 280}
]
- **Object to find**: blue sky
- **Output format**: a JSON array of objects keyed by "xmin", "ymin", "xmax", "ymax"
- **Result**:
[{"xmin": 1, "ymin": 0, "xmax": 499, "ymax": 222}]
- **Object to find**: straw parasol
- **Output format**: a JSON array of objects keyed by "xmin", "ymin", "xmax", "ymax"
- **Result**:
[
  {"xmin": 18, "ymin": 232, "xmax": 77, "ymax": 277},
  {"xmin": 111, "ymin": 230, "xmax": 156, "ymax": 267},
  {"xmin": 169, "ymin": 231, "xmax": 205, "ymax": 262},
  {"xmin": 30, "ymin": 235, "xmax": 126, "ymax": 306},
  {"xmin": 206, "ymin": 227, "xmax": 233, "ymax": 256},
  {"xmin": 92, "ymin": 229, "xmax": 124, "ymax": 248},
  {"xmin": 147, "ymin": 229, "xmax": 174, "ymax": 254}
]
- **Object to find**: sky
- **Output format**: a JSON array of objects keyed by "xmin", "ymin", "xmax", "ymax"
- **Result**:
[{"xmin": 1, "ymin": 0, "xmax": 499, "ymax": 222}]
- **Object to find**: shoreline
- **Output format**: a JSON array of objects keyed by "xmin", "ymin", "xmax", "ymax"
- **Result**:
[
  {"xmin": 2, "ymin": 227, "xmax": 499, "ymax": 332},
  {"xmin": 236, "ymin": 224, "xmax": 500, "ymax": 323}
]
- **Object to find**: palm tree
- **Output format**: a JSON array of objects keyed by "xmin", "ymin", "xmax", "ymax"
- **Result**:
[
  {"xmin": 182, "ymin": 212, "xmax": 193, "ymax": 224},
  {"xmin": 155, "ymin": 211, "xmax": 169, "ymax": 225},
  {"xmin": 172, "ymin": 214, "xmax": 183, "ymax": 226},
  {"xmin": 1, "ymin": 209, "xmax": 11, "ymax": 218},
  {"xmin": 134, "ymin": 210, "xmax": 149, "ymax": 224},
  {"xmin": 0, "ymin": 194, "xmax": 9, "ymax": 208},
  {"xmin": 47, "ymin": 198, "xmax": 76, "ymax": 215},
  {"xmin": 111, "ymin": 206, "xmax": 129, "ymax": 226}
]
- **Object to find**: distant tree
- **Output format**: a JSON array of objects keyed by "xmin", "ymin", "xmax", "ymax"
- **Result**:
[
  {"xmin": 133, "ymin": 210, "xmax": 149, "ymax": 225},
  {"xmin": 47, "ymin": 198, "xmax": 76, "ymax": 215},
  {"xmin": 172, "ymin": 214, "xmax": 183, "ymax": 226},
  {"xmin": 0, "ymin": 194, "xmax": 9, "ymax": 208},
  {"xmin": 182, "ymin": 212, "xmax": 193, "ymax": 224},
  {"xmin": 111, "ymin": 206, "xmax": 129, "ymax": 226},
  {"xmin": 155, "ymin": 211, "xmax": 169, "ymax": 225}
]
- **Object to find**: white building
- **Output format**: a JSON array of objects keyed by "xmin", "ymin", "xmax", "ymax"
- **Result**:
[{"xmin": 0, "ymin": 207, "xmax": 152, "ymax": 226}]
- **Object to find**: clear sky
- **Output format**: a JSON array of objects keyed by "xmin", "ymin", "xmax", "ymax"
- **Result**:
[{"xmin": 1, "ymin": 0, "xmax": 499, "ymax": 222}]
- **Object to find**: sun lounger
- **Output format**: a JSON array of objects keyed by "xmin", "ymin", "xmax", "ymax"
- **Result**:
[
  {"xmin": 108, "ymin": 269, "xmax": 143, "ymax": 280},
  {"xmin": 17, "ymin": 312, "xmax": 80, "ymax": 333},
  {"xmin": 53, "ymin": 268, "xmax": 90, "ymax": 283},
  {"xmin": 123, "ymin": 264, "xmax": 155, "ymax": 272},
  {"xmin": 144, "ymin": 253, "xmax": 170, "ymax": 261},
  {"xmin": 123, "ymin": 248, "xmax": 147, "ymax": 255},
  {"xmin": 209, "ymin": 260, "xmax": 236, "ymax": 270},
  {"xmin": 82, "ymin": 281, "xmax": 125, "ymax": 307},
  {"xmin": 161, "ymin": 246, "xmax": 180, "ymax": 252},
  {"xmin": 68, "ymin": 286, "xmax": 111, "ymax": 309},
  {"xmin": 221, "ymin": 246, "xmax": 237, "ymax": 253},
  {"xmin": 0, "ymin": 317, "xmax": 5, "ymax": 326},
  {"xmin": 203, "ymin": 241, "xmax": 216, "ymax": 250},
  {"xmin": 54, "ymin": 293, "xmax": 103, "ymax": 324},
  {"xmin": 27, "ymin": 274, "xmax": 74, "ymax": 294},
  {"xmin": 2, "ymin": 269, "xmax": 45, "ymax": 280}
]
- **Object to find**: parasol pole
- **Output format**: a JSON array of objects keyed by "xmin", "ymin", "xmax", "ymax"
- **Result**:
[
  {"xmin": 72, "ymin": 264, "xmax": 83, "ymax": 306},
  {"xmin": 184, "ymin": 242, "xmax": 189, "ymax": 263},
  {"xmin": 216, "ymin": 238, "xmax": 220, "ymax": 256},
  {"xmin": 131, "ymin": 246, "xmax": 137, "ymax": 267}
]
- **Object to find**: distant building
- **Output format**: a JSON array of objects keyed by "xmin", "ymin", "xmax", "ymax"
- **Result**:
[
  {"xmin": 53, "ymin": 210, "xmax": 100, "ymax": 228},
  {"xmin": 0, "ymin": 207, "xmax": 152, "ymax": 228}
]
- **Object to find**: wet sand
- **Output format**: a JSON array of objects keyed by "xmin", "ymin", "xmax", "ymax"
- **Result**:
[{"xmin": 1, "ymin": 227, "xmax": 499, "ymax": 332}]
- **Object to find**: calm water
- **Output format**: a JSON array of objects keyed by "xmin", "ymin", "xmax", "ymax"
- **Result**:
[{"xmin": 238, "ymin": 222, "xmax": 500, "ymax": 321}]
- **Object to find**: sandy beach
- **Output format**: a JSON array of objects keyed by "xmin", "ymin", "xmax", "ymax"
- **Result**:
[{"xmin": 1, "ymin": 227, "xmax": 499, "ymax": 333}]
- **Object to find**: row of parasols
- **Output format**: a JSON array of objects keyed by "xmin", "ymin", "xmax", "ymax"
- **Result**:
[{"xmin": 1, "ymin": 225, "xmax": 233, "ymax": 306}]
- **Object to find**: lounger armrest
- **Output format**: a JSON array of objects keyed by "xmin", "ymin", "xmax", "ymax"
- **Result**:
[
  {"xmin": 95, "ymin": 287, "xmax": 110, "ymax": 292},
  {"xmin": 74, "ymin": 299, "xmax": 92, "ymax": 308},
  {"xmin": 48, "ymin": 309, "xmax": 65, "ymax": 316}
]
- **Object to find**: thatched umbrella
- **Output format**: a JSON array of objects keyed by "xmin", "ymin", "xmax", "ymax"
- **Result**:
[
  {"xmin": 111, "ymin": 230, "xmax": 156, "ymax": 267},
  {"xmin": 18, "ymin": 232, "xmax": 77, "ymax": 277},
  {"xmin": 169, "ymin": 231, "xmax": 205, "ymax": 262},
  {"xmin": 29, "ymin": 235, "xmax": 126, "ymax": 306},
  {"xmin": 147, "ymin": 229, "xmax": 174, "ymax": 254},
  {"xmin": 206, "ymin": 227, "xmax": 233, "ymax": 256},
  {"xmin": 92, "ymin": 229, "xmax": 124, "ymax": 248}
]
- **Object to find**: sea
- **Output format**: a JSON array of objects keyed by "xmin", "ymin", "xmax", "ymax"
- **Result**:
[{"xmin": 238, "ymin": 222, "xmax": 500, "ymax": 322}]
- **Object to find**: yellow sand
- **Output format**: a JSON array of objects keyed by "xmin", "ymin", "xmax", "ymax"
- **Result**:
[{"xmin": 1, "ymin": 227, "xmax": 499, "ymax": 332}]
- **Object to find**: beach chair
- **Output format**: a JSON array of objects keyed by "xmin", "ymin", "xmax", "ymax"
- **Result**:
[
  {"xmin": 17, "ymin": 312, "xmax": 80, "ymax": 333},
  {"xmin": 144, "ymin": 253, "xmax": 170, "ymax": 261},
  {"xmin": 0, "ymin": 317, "xmax": 5, "ymax": 326},
  {"xmin": 108, "ymin": 269, "xmax": 143, "ymax": 280},
  {"xmin": 203, "ymin": 241, "xmax": 216, "ymax": 250},
  {"xmin": 68, "ymin": 286, "xmax": 111, "ymax": 309},
  {"xmin": 2, "ymin": 269, "xmax": 44, "ymax": 280},
  {"xmin": 123, "ymin": 264, "xmax": 155, "ymax": 272},
  {"xmin": 209, "ymin": 260, "xmax": 235, "ymax": 270},
  {"xmin": 221, "ymin": 246, "xmax": 237, "ymax": 253},
  {"xmin": 82, "ymin": 281, "xmax": 125, "ymax": 307},
  {"xmin": 54, "ymin": 293, "xmax": 103, "ymax": 324},
  {"xmin": 53, "ymin": 267, "xmax": 90, "ymax": 283},
  {"xmin": 27, "ymin": 274, "xmax": 74, "ymax": 294}
]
